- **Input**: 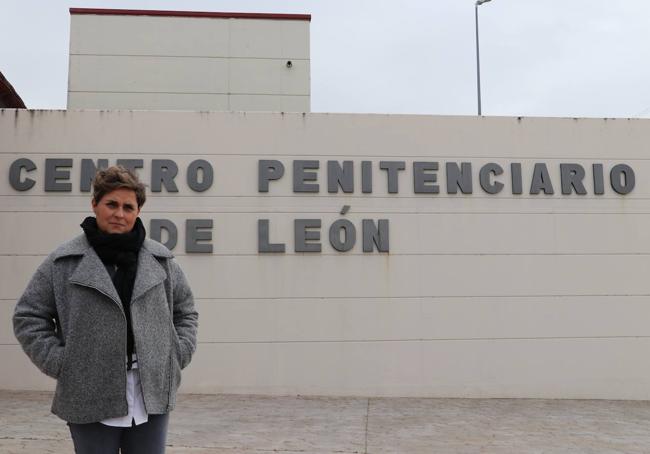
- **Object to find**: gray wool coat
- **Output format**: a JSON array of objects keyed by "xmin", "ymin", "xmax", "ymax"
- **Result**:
[{"xmin": 13, "ymin": 234, "xmax": 198, "ymax": 424}]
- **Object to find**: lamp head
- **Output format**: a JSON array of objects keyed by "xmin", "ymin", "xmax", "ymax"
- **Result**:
[{"xmin": 476, "ymin": 0, "xmax": 492, "ymax": 5}]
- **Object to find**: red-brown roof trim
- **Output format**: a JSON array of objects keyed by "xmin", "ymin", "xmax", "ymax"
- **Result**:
[
  {"xmin": 69, "ymin": 8, "xmax": 311, "ymax": 21},
  {"xmin": 0, "ymin": 71, "xmax": 26, "ymax": 109}
]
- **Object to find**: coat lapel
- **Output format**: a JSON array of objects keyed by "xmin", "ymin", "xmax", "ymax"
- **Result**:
[
  {"xmin": 69, "ymin": 249, "xmax": 121, "ymax": 306},
  {"xmin": 63, "ymin": 235, "xmax": 169, "ymax": 306},
  {"xmin": 131, "ymin": 248, "xmax": 167, "ymax": 303}
]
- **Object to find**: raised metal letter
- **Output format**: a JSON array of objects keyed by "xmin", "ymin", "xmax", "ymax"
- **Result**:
[
  {"xmin": 295, "ymin": 219, "xmax": 321, "ymax": 252},
  {"xmin": 151, "ymin": 159, "xmax": 179, "ymax": 193},
  {"xmin": 80, "ymin": 159, "xmax": 108, "ymax": 192},
  {"xmin": 44, "ymin": 158, "xmax": 72, "ymax": 192},
  {"xmin": 361, "ymin": 161, "xmax": 373, "ymax": 193},
  {"xmin": 327, "ymin": 161, "xmax": 354, "ymax": 193},
  {"xmin": 446, "ymin": 162, "xmax": 473, "ymax": 194},
  {"xmin": 413, "ymin": 162, "xmax": 439, "ymax": 194},
  {"xmin": 362, "ymin": 219, "xmax": 389, "ymax": 252},
  {"xmin": 258, "ymin": 219, "xmax": 286, "ymax": 253},
  {"xmin": 150, "ymin": 219, "xmax": 178, "ymax": 250},
  {"xmin": 187, "ymin": 159, "xmax": 214, "ymax": 192},
  {"xmin": 593, "ymin": 163, "xmax": 605, "ymax": 195},
  {"xmin": 479, "ymin": 163, "xmax": 504, "ymax": 194},
  {"xmin": 511, "ymin": 163, "xmax": 523, "ymax": 195},
  {"xmin": 329, "ymin": 219, "xmax": 356, "ymax": 252},
  {"xmin": 610, "ymin": 164, "xmax": 635, "ymax": 195},
  {"xmin": 259, "ymin": 160, "xmax": 285, "ymax": 192},
  {"xmin": 294, "ymin": 161, "xmax": 320, "ymax": 193},
  {"xmin": 9, "ymin": 158, "xmax": 36, "ymax": 191},
  {"xmin": 560, "ymin": 163, "xmax": 587, "ymax": 195},
  {"xmin": 379, "ymin": 161, "xmax": 406, "ymax": 194},
  {"xmin": 116, "ymin": 159, "xmax": 144, "ymax": 173},
  {"xmin": 186, "ymin": 219, "xmax": 213, "ymax": 253},
  {"xmin": 530, "ymin": 163, "xmax": 554, "ymax": 195}
]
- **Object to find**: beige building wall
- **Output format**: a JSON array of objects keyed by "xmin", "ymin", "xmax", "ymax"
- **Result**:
[
  {"xmin": 67, "ymin": 9, "xmax": 310, "ymax": 112},
  {"xmin": 1, "ymin": 110, "xmax": 649, "ymax": 399}
]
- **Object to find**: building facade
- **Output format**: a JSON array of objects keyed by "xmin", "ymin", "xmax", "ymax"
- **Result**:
[
  {"xmin": 2, "ymin": 109, "xmax": 649, "ymax": 399},
  {"xmin": 68, "ymin": 8, "xmax": 311, "ymax": 112}
]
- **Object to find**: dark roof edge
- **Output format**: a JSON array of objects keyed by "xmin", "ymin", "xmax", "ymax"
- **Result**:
[
  {"xmin": 70, "ymin": 8, "xmax": 311, "ymax": 21},
  {"xmin": 0, "ymin": 71, "xmax": 26, "ymax": 109}
]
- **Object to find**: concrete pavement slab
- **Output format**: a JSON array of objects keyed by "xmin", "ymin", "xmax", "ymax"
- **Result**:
[
  {"xmin": 168, "ymin": 393, "xmax": 367, "ymax": 453},
  {"xmin": 0, "ymin": 439, "xmax": 74, "ymax": 454},
  {"xmin": 366, "ymin": 397, "xmax": 650, "ymax": 454},
  {"xmin": 3, "ymin": 390, "xmax": 650, "ymax": 453}
]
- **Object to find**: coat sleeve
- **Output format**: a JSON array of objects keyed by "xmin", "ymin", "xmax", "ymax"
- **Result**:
[
  {"xmin": 170, "ymin": 259, "xmax": 198, "ymax": 369},
  {"xmin": 13, "ymin": 258, "xmax": 64, "ymax": 379}
]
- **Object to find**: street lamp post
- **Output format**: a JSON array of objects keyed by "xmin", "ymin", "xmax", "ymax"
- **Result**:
[{"xmin": 475, "ymin": 0, "xmax": 492, "ymax": 116}]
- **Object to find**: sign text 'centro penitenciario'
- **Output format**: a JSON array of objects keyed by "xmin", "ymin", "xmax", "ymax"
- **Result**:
[{"xmin": 9, "ymin": 157, "xmax": 636, "ymax": 254}]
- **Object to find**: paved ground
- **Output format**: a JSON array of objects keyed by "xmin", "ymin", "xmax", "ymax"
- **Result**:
[{"xmin": 2, "ymin": 391, "xmax": 650, "ymax": 453}]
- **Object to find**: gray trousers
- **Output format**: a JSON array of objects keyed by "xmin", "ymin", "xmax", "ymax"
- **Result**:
[{"xmin": 68, "ymin": 413, "xmax": 169, "ymax": 454}]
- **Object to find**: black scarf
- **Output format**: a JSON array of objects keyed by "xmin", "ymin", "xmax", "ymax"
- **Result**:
[{"xmin": 81, "ymin": 216, "xmax": 146, "ymax": 370}]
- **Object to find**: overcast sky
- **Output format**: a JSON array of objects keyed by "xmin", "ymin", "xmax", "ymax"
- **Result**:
[{"xmin": 2, "ymin": 0, "xmax": 650, "ymax": 118}]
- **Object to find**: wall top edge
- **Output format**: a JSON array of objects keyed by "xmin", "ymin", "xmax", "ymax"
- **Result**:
[
  {"xmin": 1, "ymin": 109, "xmax": 650, "ymax": 123},
  {"xmin": 69, "ymin": 8, "xmax": 311, "ymax": 22}
]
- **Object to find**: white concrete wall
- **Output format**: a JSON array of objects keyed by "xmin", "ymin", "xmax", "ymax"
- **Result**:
[
  {"xmin": 67, "ymin": 12, "xmax": 310, "ymax": 112},
  {"xmin": 1, "ymin": 110, "xmax": 649, "ymax": 399}
]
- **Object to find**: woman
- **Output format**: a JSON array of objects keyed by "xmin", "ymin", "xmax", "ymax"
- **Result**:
[{"xmin": 13, "ymin": 165, "xmax": 198, "ymax": 454}]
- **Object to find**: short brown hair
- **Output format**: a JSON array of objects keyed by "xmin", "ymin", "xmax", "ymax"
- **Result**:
[{"xmin": 92, "ymin": 165, "xmax": 146, "ymax": 208}]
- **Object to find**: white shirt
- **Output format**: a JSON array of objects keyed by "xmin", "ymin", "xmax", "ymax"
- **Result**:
[{"xmin": 100, "ymin": 354, "xmax": 148, "ymax": 427}]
